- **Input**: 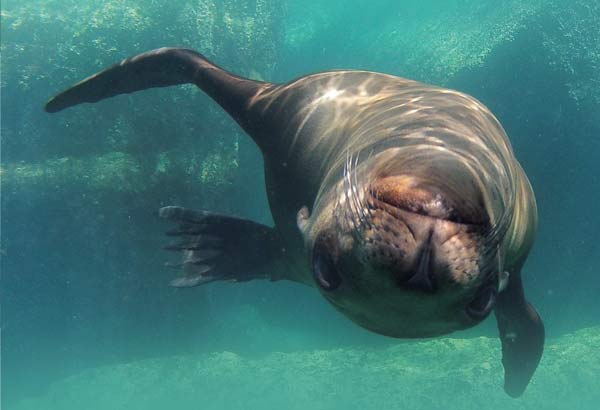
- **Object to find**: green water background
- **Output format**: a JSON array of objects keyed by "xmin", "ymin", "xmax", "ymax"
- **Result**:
[{"xmin": 1, "ymin": 0, "xmax": 599, "ymax": 409}]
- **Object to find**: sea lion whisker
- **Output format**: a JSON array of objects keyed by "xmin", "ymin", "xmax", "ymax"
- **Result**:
[
  {"xmin": 483, "ymin": 203, "xmax": 515, "ymax": 248},
  {"xmin": 352, "ymin": 150, "xmax": 370, "ymax": 227},
  {"xmin": 343, "ymin": 151, "xmax": 364, "ymax": 240},
  {"xmin": 345, "ymin": 150, "xmax": 370, "ymax": 240},
  {"xmin": 341, "ymin": 151, "xmax": 353, "ymax": 229}
]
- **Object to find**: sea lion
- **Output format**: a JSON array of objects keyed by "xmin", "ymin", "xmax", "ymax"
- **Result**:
[{"xmin": 45, "ymin": 47, "xmax": 544, "ymax": 397}]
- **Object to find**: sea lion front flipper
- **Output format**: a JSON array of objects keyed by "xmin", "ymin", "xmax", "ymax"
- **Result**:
[
  {"xmin": 159, "ymin": 206, "xmax": 285, "ymax": 287},
  {"xmin": 494, "ymin": 272, "xmax": 545, "ymax": 397}
]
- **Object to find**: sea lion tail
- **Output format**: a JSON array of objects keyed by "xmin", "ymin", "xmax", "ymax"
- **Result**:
[{"xmin": 44, "ymin": 48, "xmax": 267, "ymax": 125}]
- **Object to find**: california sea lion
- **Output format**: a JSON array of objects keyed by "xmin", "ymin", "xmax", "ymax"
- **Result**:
[{"xmin": 45, "ymin": 48, "xmax": 544, "ymax": 397}]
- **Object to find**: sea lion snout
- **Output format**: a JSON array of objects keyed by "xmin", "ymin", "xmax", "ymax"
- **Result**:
[{"xmin": 361, "ymin": 184, "xmax": 488, "ymax": 289}]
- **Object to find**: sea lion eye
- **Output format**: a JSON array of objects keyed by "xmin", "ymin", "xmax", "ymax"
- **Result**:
[
  {"xmin": 466, "ymin": 286, "xmax": 497, "ymax": 320},
  {"xmin": 312, "ymin": 240, "xmax": 342, "ymax": 291}
]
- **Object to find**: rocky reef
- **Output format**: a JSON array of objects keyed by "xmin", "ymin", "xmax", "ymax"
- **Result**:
[
  {"xmin": 11, "ymin": 326, "xmax": 600, "ymax": 410},
  {"xmin": 1, "ymin": 0, "xmax": 282, "ymax": 204}
]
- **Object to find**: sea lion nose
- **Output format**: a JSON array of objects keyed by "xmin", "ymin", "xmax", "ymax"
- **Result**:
[{"xmin": 400, "ymin": 230, "xmax": 437, "ymax": 293}]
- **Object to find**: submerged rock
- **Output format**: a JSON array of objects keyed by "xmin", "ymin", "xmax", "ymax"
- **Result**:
[
  {"xmin": 11, "ymin": 326, "xmax": 600, "ymax": 410},
  {"xmin": 1, "ymin": 144, "xmax": 238, "ymax": 200}
]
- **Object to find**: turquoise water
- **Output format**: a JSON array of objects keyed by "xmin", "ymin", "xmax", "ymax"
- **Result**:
[{"xmin": 1, "ymin": 1, "xmax": 599, "ymax": 409}]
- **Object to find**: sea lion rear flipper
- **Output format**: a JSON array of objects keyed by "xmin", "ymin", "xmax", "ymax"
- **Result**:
[
  {"xmin": 159, "ymin": 206, "xmax": 285, "ymax": 287},
  {"xmin": 44, "ymin": 48, "xmax": 270, "ymax": 134},
  {"xmin": 494, "ymin": 272, "xmax": 545, "ymax": 397}
]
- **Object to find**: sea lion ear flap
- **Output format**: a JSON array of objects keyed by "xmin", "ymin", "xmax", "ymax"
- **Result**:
[
  {"xmin": 297, "ymin": 206, "xmax": 311, "ymax": 234},
  {"xmin": 494, "ymin": 273, "xmax": 545, "ymax": 397},
  {"xmin": 297, "ymin": 206, "xmax": 317, "ymax": 245}
]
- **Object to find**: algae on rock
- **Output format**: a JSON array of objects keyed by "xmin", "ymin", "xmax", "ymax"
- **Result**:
[
  {"xmin": 2, "ymin": 142, "xmax": 240, "ymax": 199},
  {"xmin": 10, "ymin": 326, "xmax": 600, "ymax": 410},
  {"xmin": 1, "ymin": 152, "xmax": 144, "ymax": 194}
]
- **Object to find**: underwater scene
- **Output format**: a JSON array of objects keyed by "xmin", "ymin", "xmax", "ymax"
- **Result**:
[{"xmin": 1, "ymin": 0, "xmax": 599, "ymax": 409}]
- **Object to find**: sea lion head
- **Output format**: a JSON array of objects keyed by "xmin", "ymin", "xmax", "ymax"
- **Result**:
[{"xmin": 298, "ymin": 144, "xmax": 515, "ymax": 338}]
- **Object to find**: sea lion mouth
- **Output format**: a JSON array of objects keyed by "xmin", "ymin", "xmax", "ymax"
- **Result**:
[
  {"xmin": 404, "ymin": 228, "xmax": 437, "ymax": 293},
  {"xmin": 363, "ymin": 196, "xmax": 455, "ymax": 291}
]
